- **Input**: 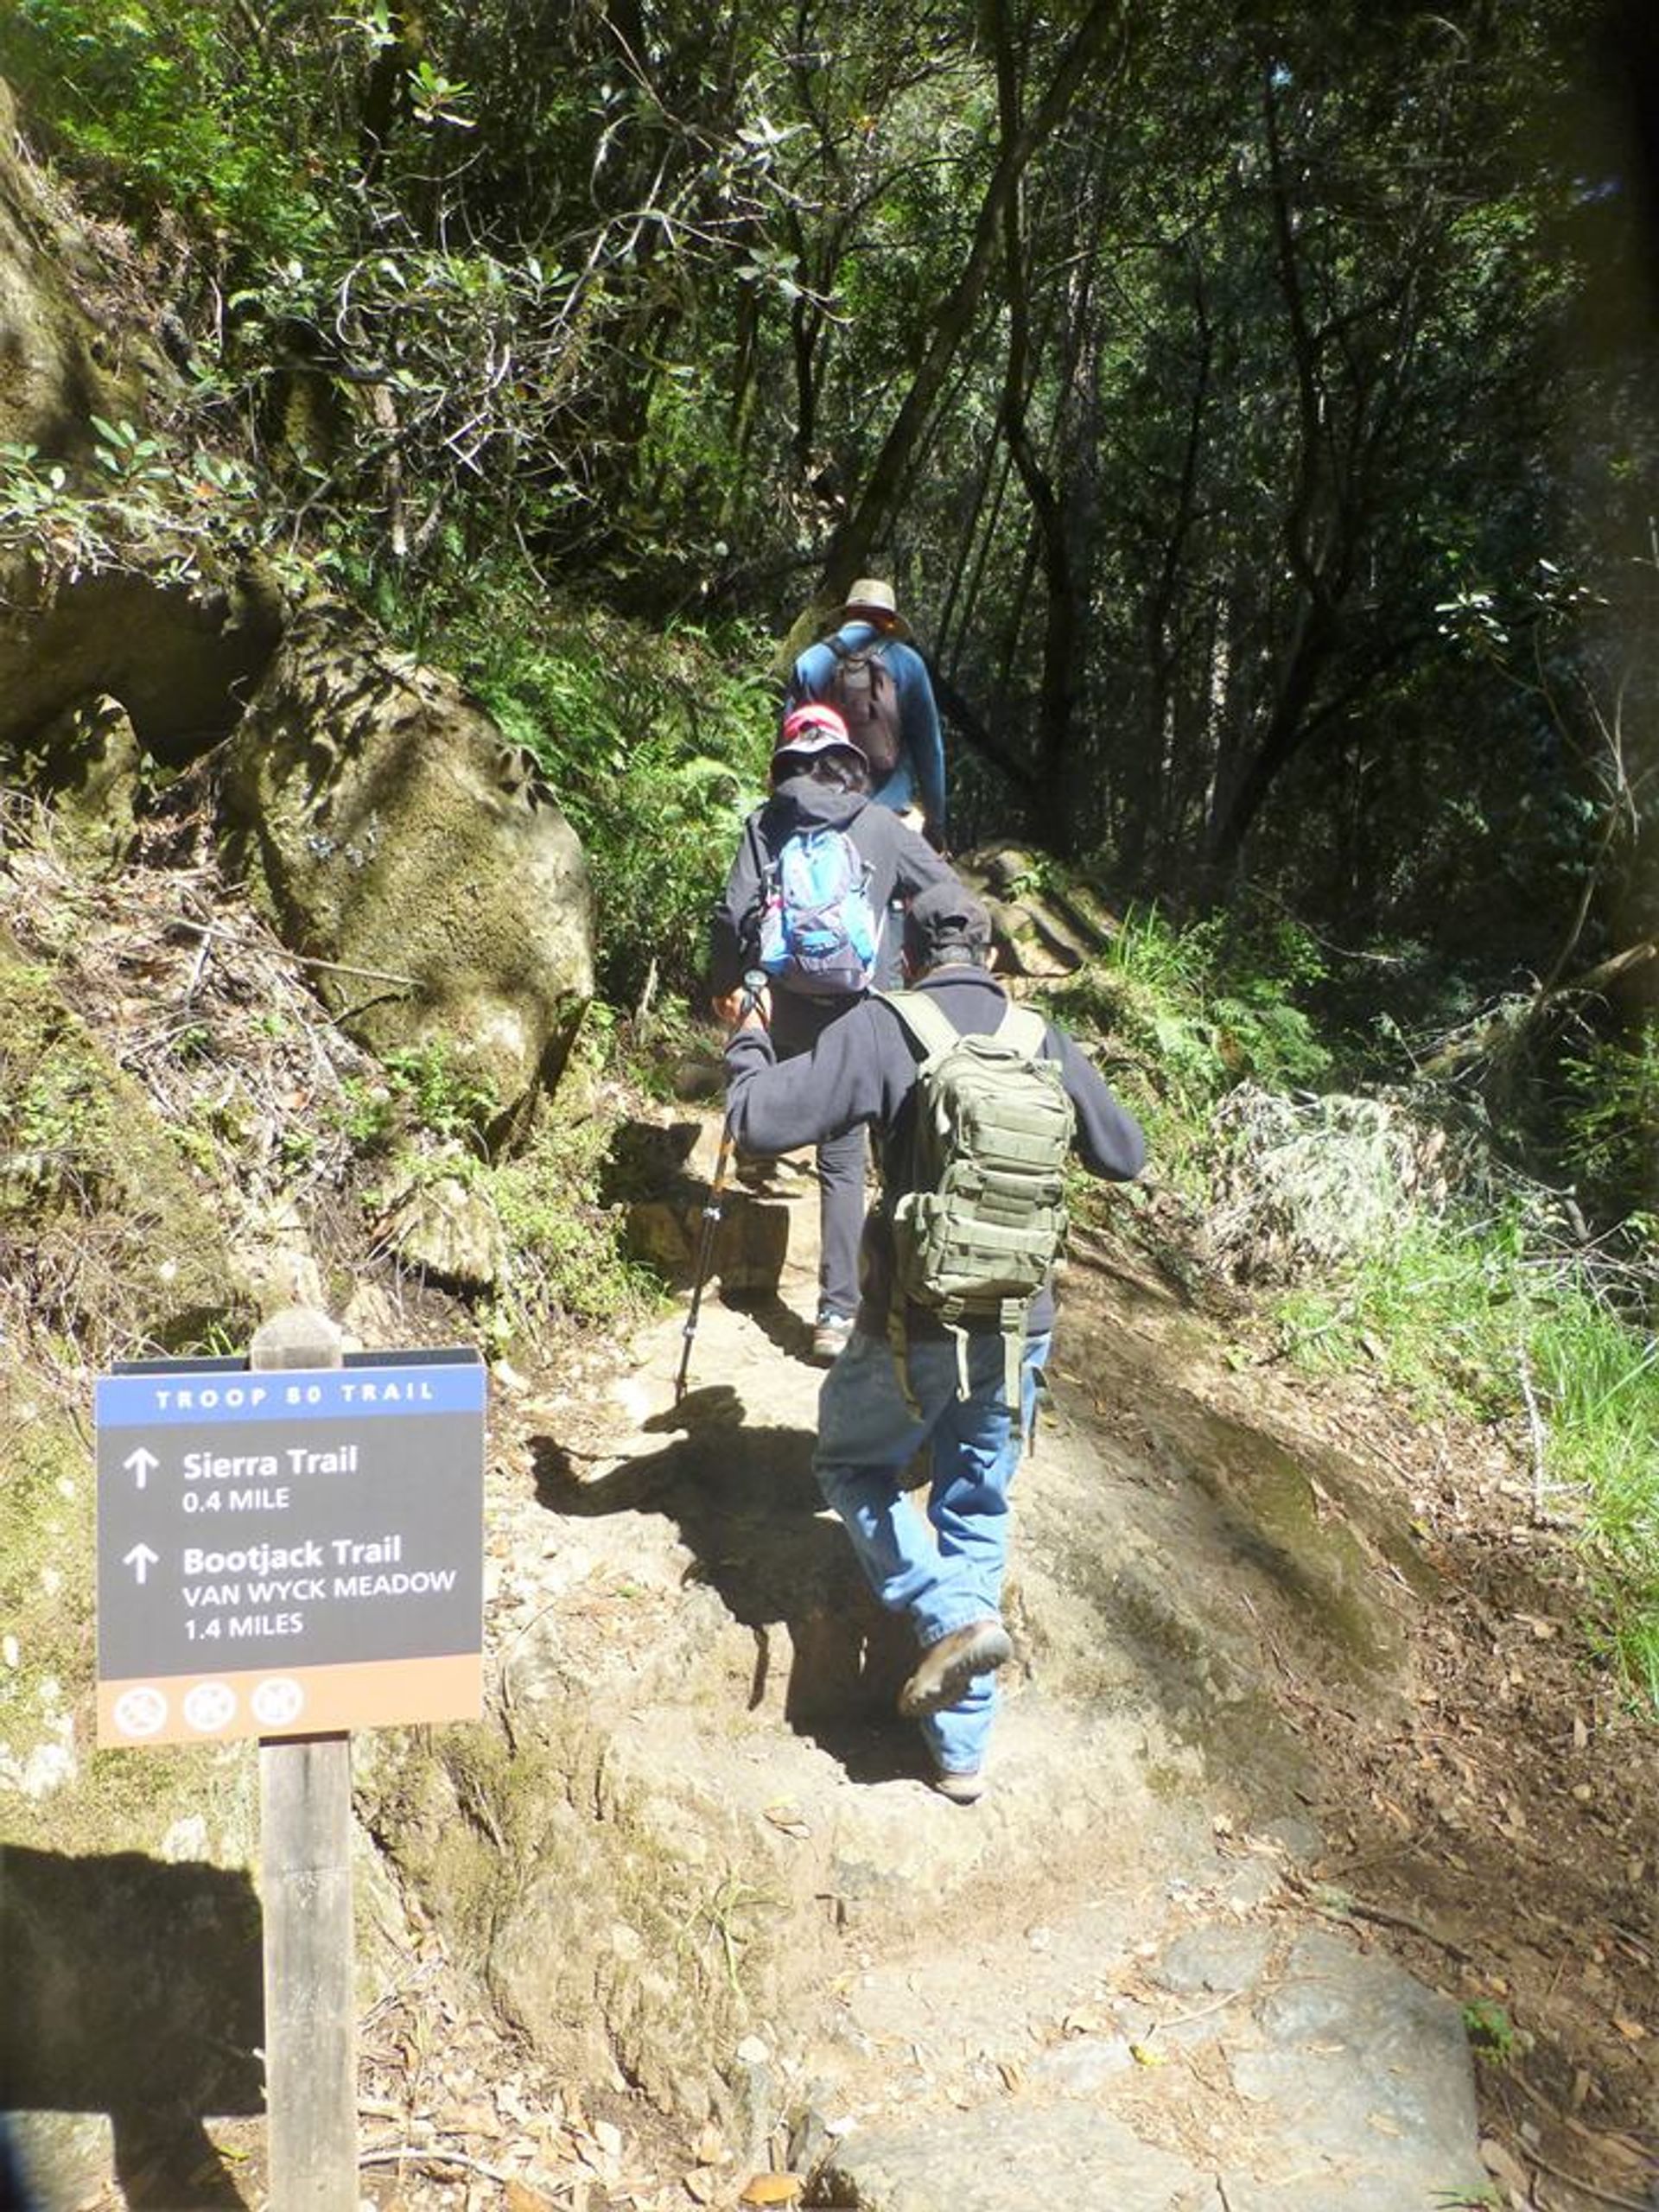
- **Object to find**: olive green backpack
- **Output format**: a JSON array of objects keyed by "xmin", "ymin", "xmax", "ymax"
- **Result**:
[{"xmin": 880, "ymin": 990, "xmax": 1076, "ymax": 1402}]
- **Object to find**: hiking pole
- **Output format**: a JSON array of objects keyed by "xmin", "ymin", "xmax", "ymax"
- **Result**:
[{"xmin": 674, "ymin": 969, "xmax": 766, "ymax": 1403}]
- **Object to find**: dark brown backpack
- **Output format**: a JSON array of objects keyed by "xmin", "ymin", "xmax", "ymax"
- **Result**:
[{"xmin": 823, "ymin": 636, "xmax": 903, "ymax": 780}]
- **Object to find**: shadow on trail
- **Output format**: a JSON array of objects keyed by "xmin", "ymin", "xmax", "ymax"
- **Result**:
[
  {"xmin": 0, "ymin": 1843, "xmax": 263, "ymax": 2209},
  {"xmin": 529, "ymin": 1394, "xmax": 919, "ymax": 1778},
  {"xmin": 716, "ymin": 1287, "xmax": 817, "ymax": 1366}
]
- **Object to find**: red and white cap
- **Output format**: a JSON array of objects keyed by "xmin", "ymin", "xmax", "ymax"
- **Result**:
[{"xmin": 773, "ymin": 702, "xmax": 866, "ymax": 765}]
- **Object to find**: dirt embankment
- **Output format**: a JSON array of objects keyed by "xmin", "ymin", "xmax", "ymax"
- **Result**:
[{"xmin": 2, "ymin": 812, "xmax": 1654, "ymax": 2211}]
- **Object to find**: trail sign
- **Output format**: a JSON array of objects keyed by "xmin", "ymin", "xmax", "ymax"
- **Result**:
[{"xmin": 95, "ymin": 1347, "xmax": 486, "ymax": 1747}]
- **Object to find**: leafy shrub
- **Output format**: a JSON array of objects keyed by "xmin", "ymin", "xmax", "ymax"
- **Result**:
[
  {"xmin": 380, "ymin": 1042, "xmax": 499, "ymax": 1147},
  {"xmin": 1116, "ymin": 905, "xmax": 1328, "ymax": 1092},
  {"xmin": 1063, "ymin": 900, "xmax": 1331, "ymax": 1178},
  {"xmin": 486, "ymin": 1008, "xmax": 659, "ymax": 1340},
  {"xmin": 448, "ymin": 594, "xmax": 775, "ymax": 1007},
  {"xmin": 9, "ymin": 0, "xmax": 332, "ymax": 255},
  {"xmin": 488, "ymin": 1117, "xmax": 657, "ymax": 1339},
  {"xmin": 0, "ymin": 424, "xmax": 300, "ymax": 592},
  {"xmin": 1561, "ymin": 1020, "xmax": 1659, "ymax": 1218}
]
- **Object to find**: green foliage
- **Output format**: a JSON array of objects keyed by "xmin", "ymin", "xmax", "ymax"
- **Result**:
[
  {"xmin": 489, "ymin": 1127, "xmax": 654, "ymax": 1338},
  {"xmin": 1276, "ymin": 1222, "xmax": 1528, "ymax": 1419},
  {"xmin": 486, "ymin": 1019, "xmax": 659, "ymax": 1342},
  {"xmin": 1561, "ymin": 1021, "xmax": 1659, "ymax": 1217},
  {"xmin": 336, "ymin": 1074, "xmax": 399, "ymax": 1153},
  {"xmin": 329, "ymin": 1045, "xmax": 500, "ymax": 1167},
  {"xmin": 1065, "ymin": 902, "xmax": 1332, "ymax": 1176},
  {"xmin": 9, "ymin": 0, "xmax": 332, "ymax": 253},
  {"xmin": 1530, "ymin": 1290, "xmax": 1659, "ymax": 1702},
  {"xmin": 380, "ymin": 1041, "xmax": 499, "ymax": 1147},
  {"xmin": 0, "ymin": 427, "xmax": 315, "ymax": 594},
  {"xmin": 1278, "ymin": 1214, "xmax": 1659, "ymax": 1706},
  {"xmin": 1128, "ymin": 905, "xmax": 1329, "ymax": 1097},
  {"xmin": 1460, "ymin": 1999, "xmax": 1518, "ymax": 2065},
  {"xmin": 451, "ymin": 596, "xmax": 774, "ymax": 1007},
  {"xmin": 11, "ymin": 1047, "xmax": 95, "ymax": 1163}
]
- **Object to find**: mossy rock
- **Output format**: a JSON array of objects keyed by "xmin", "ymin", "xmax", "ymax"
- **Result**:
[
  {"xmin": 1, "ymin": 694, "xmax": 144, "ymax": 870},
  {"xmin": 0, "ymin": 84, "xmax": 287, "ymax": 760},
  {"xmin": 0, "ymin": 79, "xmax": 156, "ymax": 461},
  {"xmin": 956, "ymin": 846, "xmax": 1121, "ymax": 978},
  {"xmin": 0, "ymin": 925, "xmax": 251, "ymax": 1350},
  {"xmin": 219, "ymin": 604, "xmax": 595, "ymax": 1146}
]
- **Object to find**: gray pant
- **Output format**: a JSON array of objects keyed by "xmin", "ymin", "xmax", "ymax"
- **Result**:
[{"xmin": 770, "ymin": 991, "xmax": 869, "ymax": 1321}]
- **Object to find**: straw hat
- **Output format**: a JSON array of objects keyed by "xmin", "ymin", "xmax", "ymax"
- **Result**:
[{"xmin": 841, "ymin": 578, "xmax": 913, "ymax": 640}]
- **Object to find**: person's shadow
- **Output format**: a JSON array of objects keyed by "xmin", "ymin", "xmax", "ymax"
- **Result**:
[
  {"xmin": 0, "ymin": 1844, "xmax": 264, "ymax": 2208},
  {"xmin": 715, "ymin": 1287, "xmax": 817, "ymax": 1365},
  {"xmin": 530, "ymin": 1389, "xmax": 919, "ymax": 1779}
]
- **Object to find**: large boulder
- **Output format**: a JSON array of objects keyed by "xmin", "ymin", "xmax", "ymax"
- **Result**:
[
  {"xmin": 219, "ymin": 604, "xmax": 595, "ymax": 1138},
  {"xmin": 0, "ymin": 79, "xmax": 286, "ymax": 760},
  {"xmin": 0, "ymin": 563, "xmax": 286, "ymax": 766}
]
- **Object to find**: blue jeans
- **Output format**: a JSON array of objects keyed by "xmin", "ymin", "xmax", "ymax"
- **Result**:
[{"xmin": 814, "ymin": 1326, "xmax": 1052, "ymax": 1777}]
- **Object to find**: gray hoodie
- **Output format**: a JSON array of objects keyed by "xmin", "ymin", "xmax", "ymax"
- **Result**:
[{"xmin": 709, "ymin": 774, "xmax": 955, "ymax": 1000}]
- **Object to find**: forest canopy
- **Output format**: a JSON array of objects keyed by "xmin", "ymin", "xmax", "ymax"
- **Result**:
[{"xmin": 2, "ymin": 0, "xmax": 1656, "ymax": 1089}]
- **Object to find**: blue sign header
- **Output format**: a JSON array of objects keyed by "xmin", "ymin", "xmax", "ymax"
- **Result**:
[{"xmin": 97, "ymin": 1358, "xmax": 486, "ymax": 1429}]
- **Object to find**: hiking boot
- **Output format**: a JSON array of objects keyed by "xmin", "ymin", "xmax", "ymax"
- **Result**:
[
  {"xmin": 811, "ymin": 1313, "xmax": 855, "ymax": 1363},
  {"xmin": 931, "ymin": 1767, "xmax": 986, "ymax": 1806},
  {"xmin": 898, "ymin": 1618, "xmax": 1013, "ymax": 1718}
]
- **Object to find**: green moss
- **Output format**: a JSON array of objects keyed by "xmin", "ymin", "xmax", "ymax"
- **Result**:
[
  {"xmin": 0, "ymin": 926, "xmax": 251, "ymax": 1352},
  {"xmin": 486, "ymin": 1098, "xmax": 658, "ymax": 1338},
  {"xmin": 0, "ymin": 1392, "xmax": 92, "ymax": 1815},
  {"xmin": 0, "ymin": 1362, "xmax": 257, "ymax": 1856}
]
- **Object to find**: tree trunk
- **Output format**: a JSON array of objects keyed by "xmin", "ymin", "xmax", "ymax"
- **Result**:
[{"xmin": 816, "ymin": 0, "xmax": 1123, "ymax": 599}]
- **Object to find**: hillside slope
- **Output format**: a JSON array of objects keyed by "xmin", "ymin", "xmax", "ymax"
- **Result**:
[{"xmin": 3, "ymin": 792, "xmax": 1654, "ymax": 2209}]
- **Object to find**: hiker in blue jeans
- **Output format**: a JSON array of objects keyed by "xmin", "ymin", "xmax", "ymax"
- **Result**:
[{"xmin": 718, "ymin": 885, "xmax": 1145, "ymax": 1801}]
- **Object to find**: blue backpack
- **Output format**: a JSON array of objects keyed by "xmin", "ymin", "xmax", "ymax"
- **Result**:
[{"xmin": 757, "ymin": 826, "xmax": 881, "ymax": 995}]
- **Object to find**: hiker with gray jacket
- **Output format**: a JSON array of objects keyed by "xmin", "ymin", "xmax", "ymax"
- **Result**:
[
  {"xmin": 709, "ymin": 703, "xmax": 955, "ymax": 1361},
  {"xmin": 715, "ymin": 883, "xmax": 1145, "ymax": 1802}
]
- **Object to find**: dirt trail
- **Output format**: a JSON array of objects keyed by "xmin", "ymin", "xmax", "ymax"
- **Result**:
[
  {"xmin": 476, "ymin": 1128, "xmax": 1636, "ymax": 2212},
  {"xmin": 17, "ymin": 1116, "xmax": 1653, "ymax": 2212}
]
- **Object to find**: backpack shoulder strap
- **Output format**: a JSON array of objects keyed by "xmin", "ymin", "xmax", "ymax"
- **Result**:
[
  {"xmin": 878, "ymin": 988, "xmax": 961, "ymax": 1061},
  {"xmin": 826, "ymin": 631, "xmax": 887, "ymax": 666},
  {"xmin": 994, "ymin": 1002, "xmax": 1050, "ymax": 1057}
]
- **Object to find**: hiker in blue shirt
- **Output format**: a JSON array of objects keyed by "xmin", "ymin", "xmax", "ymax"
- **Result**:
[
  {"xmin": 785, "ymin": 580, "xmax": 947, "ymax": 850},
  {"xmin": 709, "ymin": 704, "xmax": 955, "ymax": 1362}
]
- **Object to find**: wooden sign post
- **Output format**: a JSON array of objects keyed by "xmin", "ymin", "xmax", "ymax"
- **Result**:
[
  {"xmin": 93, "ymin": 1311, "xmax": 487, "ymax": 2207},
  {"xmin": 251, "ymin": 1307, "xmax": 357, "ymax": 2212}
]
